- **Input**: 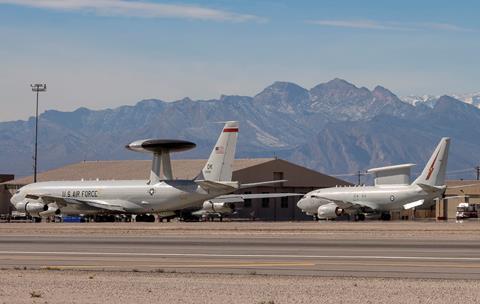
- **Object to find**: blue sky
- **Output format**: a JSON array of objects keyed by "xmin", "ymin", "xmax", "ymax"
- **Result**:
[{"xmin": 1, "ymin": 0, "xmax": 479, "ymax": 121}]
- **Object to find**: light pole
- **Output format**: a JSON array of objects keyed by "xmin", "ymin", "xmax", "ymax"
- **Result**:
[{"xmin": 31, "ymin": 84, "xmax": 47, "ymax": 183}]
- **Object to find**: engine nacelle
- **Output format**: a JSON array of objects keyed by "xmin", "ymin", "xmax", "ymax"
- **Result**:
[
  {"xmin": 202, "ymin": 201, "xmax": 235, "ymax": 214},
  {"xmin": 15, "ymin": 201, "xmax": 47, "ymax": 215},
  {"xmin": 39, "ymin": 204, "xmax": 61, "ymax": 217},
  {"xmin": 317, "ymin": 203, "xmax": 344, "ymax": 219}
]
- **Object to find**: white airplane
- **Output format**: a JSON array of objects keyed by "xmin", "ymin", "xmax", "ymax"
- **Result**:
[
  {"xmin": 10, "ymin": 121, "xmax": 295, "ymax": 218},
  {"xmin": 297, "ymin": 137, "xmax": 452, "ymax": 221}
]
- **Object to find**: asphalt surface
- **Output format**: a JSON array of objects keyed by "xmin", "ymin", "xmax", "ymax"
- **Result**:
[{"xmin": 1, "ymin": 233, "xmax": 480, "ymax": 279}]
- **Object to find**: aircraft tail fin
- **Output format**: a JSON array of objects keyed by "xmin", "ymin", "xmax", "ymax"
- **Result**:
[
  {"xmin": 196, "ymin": 121, "xmax": 238, "ymax": 182},
  {"xmin": 413, "ymin": 137, "xmax": 450, "ymax": 187}
]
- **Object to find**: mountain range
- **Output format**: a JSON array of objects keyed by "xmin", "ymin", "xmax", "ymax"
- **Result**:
[
  {"xmin": 1, "ymin": 78, "xmax": 479, "ymax": 183},
  {"xmin": 402, "ymin": 92, "xmax": 480, "ymax": 109}
]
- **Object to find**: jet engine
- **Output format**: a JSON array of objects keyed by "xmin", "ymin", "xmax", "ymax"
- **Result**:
[
  {"xmin": 39, "ymin": 204, "xmax": 61, "ymax": 217},
  {"xmin": 202, "ymin": 201, "xmax": 235, "ymax": 214},
  {"xmin": 317, "ymin": 203, "xmax": 344, "ymax": 219},
  {"xmin": 15, "ymin": 201, "xmax": 47, "ymax": 215}
]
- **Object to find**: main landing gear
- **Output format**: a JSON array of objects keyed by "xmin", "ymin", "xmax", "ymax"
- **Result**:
[
  {"xmin": 353, "ymin": 214, "xmax": 365, "ymax": 221},
  {"xmin": 380, "ymin": 212, "xmax": 391, "ymax": 221}
]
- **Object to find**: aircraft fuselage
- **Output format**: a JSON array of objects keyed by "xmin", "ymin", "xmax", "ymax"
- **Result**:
[
  {"xmin": 11, "ymin": 179, "xmax": 232, "ymax": 215},
  {"xmin": 297, "ymin": 184, "xmax": 444, "ymax": 216}
]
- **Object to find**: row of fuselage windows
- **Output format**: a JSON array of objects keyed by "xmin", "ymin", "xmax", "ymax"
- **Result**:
[{"xmin": 243, "ymin": 192, "xmax": 289, "ymax": 209}]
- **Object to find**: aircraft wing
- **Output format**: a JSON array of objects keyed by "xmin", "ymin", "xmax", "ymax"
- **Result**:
[
  {"xmin": 240, "ymin": 180, "xmax": 287, "ymax": 189},
  {"xmin": 30, "ymin": 195, "xmax": 127, "ymax": 212},
  {"xmin": 212, "ymin": 193, "xmax": 302, "ymax": 203},
  {"xmin": 82, "ymin": 200, "xmax": 128, "ymax": 212},
  {"xmin": 311, "ymin": 195, "xmax": 379, "ymax": 211}
]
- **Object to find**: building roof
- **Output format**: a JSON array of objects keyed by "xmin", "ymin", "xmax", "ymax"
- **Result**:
[
  {"xmin": 446, "ymin": 180, "xmax": 480, "ymax": 197},
  {"xmin": 6, "ymin": 158, "xmax": 275, "ymax": 185},
  {"xmin": 4, "ymin": 157, "xmax": 351, "ymax": 189},
  {"xmin": 0, "ymin": 175, "xmax": 14, "ymax": 183}
]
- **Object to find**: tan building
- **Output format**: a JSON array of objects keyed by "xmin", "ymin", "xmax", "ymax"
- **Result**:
[
  {"xmin": 435, "ymin": 180, "xmax": 480, "ymax": 220},
  {"xmin": 1, "ymin": 158, "xmax": 351, "ymax": 221},
  {"xmin": 383, "ymin": 180, "xmax": 480, "ymax": 221}
]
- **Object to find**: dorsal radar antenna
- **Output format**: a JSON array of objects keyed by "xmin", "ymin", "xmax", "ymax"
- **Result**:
[{"xmin": 126, "ymin": 139, "xmax": 196, "ymax": 184}]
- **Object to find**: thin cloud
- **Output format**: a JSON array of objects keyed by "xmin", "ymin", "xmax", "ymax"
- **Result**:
[
  {"xmin": 308, "ymin": 19, "xmax": 474, "ymax": 32},
  {"xmin": 421, "ymin": 22, "xmax": 473, "ymax": 32},
  {"xmin": 0, "ymin": 0, "xmax": 265, "ymax": 22},
  {"xmin": 307, "ymin": 20, "xmax": 412, "ymax": 31}
]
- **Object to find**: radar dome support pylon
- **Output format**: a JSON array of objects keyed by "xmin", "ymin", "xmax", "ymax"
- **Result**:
[{"xmin": 126, "ymin": 139, "xmax": 196, "ymax": 184}]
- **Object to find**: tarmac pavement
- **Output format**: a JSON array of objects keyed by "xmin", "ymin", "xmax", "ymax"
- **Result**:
[{"xmin": 1, "ymin": 221, "xmax": 480, "ymax": 279}]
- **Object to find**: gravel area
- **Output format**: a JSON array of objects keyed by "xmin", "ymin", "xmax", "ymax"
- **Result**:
[
  {"xmin": 2, "ymin": 221, "xmax": 480, "ymax": 240},
  {"xmin": 0, "ymin": 269, "xmax": 478, "ymax": 304}
]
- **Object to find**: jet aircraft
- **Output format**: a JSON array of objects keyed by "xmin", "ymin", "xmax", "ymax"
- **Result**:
[
  {"xmin": 11, "ymin": 121, "xmax": 296, "ymax": 218},
  {"xmin": 297, "ymin": 137, "xmax": 453, "ymax": 220}
]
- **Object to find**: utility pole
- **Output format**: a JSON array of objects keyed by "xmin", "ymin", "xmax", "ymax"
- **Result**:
[
  {"xmin": 476, "ymin": 166, "xmax": 480, "ymax": 181},
  {"xmin": 31, "ymin": 84, "xmax": 47, "ymax": 183}
]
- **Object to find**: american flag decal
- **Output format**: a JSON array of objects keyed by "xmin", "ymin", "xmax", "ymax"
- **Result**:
[{"xmin": 215, "ymin": 146, "xmax": 225, "ymax": 154}]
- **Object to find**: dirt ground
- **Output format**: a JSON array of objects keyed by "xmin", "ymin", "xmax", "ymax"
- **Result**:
[
  {"xmin": 1, "ymin": 221, "xmax": 480, "ymax": 240},
  {"xmin": 0, "ymin": 269, "xmax": 478, "ymax": 304}
]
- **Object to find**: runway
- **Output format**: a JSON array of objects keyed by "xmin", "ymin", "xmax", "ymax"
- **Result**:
[{"xmin": 1, "ymin": 234, "xmax": 480, "ymax": 279}]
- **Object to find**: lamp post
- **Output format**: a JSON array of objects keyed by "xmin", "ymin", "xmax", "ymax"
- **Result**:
[{"xmin": 30, "ymin": 84, "xmax": 47, "ymax": 183}]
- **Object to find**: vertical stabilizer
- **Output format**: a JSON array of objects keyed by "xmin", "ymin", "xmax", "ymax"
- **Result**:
[
  {"xmin": 197, "ymin": 121, "xmax": 239, "ymax": 182},
  {"xmin": 413, "ymin": 137, "xmax": 450, "ymax": 187}
]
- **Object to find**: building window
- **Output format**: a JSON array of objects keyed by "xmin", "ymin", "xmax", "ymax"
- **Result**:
[
  {"xmin": 281, "ymin": 197, "xmax": 288, "ymax": 208},
  {"xmin": 244, "ymin": 191, "xmax": 252, "ymax": 208},
  {"xmin": 262, "ymin": 197, "xmax": 269, "ymax": 208}
]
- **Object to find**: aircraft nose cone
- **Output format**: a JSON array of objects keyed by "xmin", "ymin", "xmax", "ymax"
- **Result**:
[
  {"xmin": 297, "ymin": 196, "xmax": 321, "ymax": 214},
  {"xmin": 297, "ymin": 197, "xmax": 310, "ymax": 211},
  {"xmin": 10, "ymin": 194, "xmax": 19, "ymax": 205}
]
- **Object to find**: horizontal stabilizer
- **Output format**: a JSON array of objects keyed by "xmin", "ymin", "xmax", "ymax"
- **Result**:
[
  {"xmin": 416, "ymin": 183, "xmax": 444, "ymax": 193},
  {"xmin": 439, "ymin": 195, "xmax": 470, "ymax": 200},
  {"xmin": 447, "ymin": 184, "xmax": 479, "ymax": 190},
  {"xmin": 240, "ymin": 180, "xmax": 287, "ymax": 189},
  {"xmin": 403, "ymin": 200, "xmax": 424, "ymax": 210},
  {"xmin": 195, "ymin": 180, "xmax": 238, "ymax": 192}
]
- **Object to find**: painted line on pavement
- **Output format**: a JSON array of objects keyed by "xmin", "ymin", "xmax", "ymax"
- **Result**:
[{"xmin": 1, "ymin": 251, "xmax": 480, "ymax": 261}]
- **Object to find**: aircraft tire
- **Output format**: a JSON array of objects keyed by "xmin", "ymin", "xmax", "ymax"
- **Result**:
[{"xmin": 381, "ymin": 213, "xmax": 391, "ymax": 221}]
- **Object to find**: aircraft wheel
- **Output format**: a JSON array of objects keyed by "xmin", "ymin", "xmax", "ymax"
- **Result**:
[{"xmin": 381, "ymin": 213, "xmax": 391, "ymax": 221}]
